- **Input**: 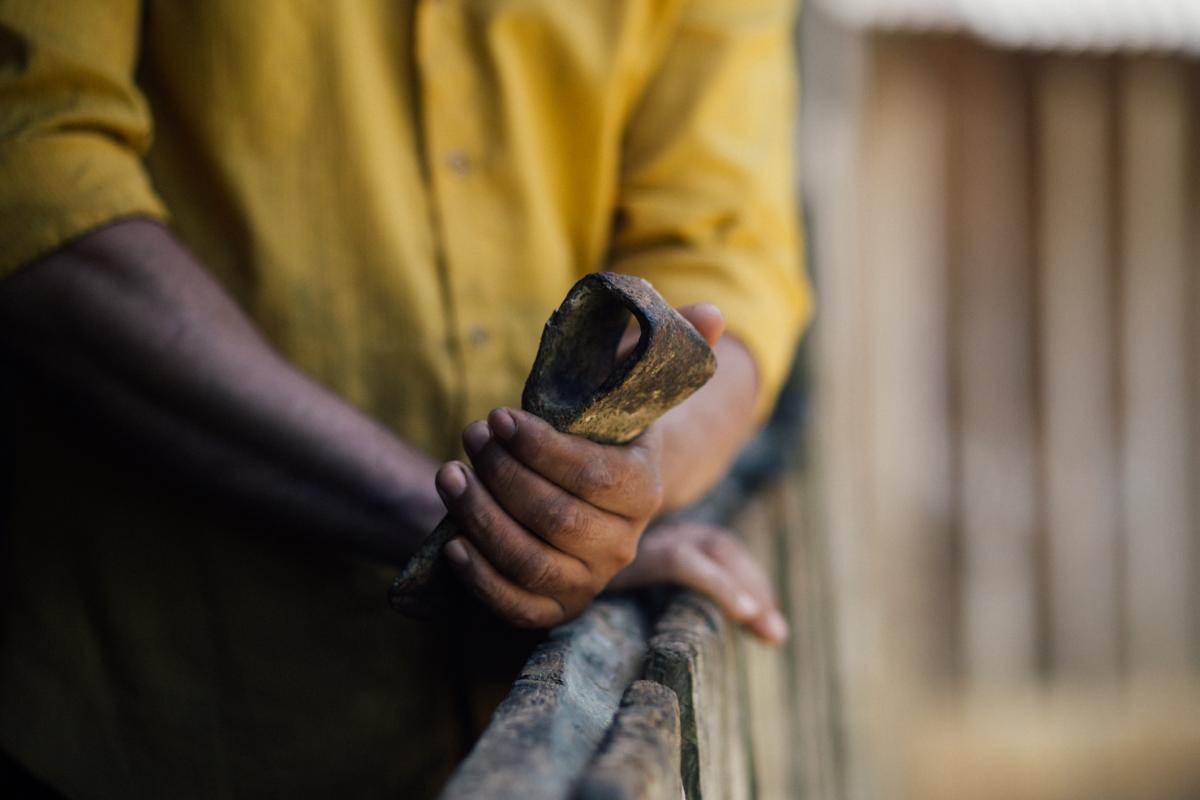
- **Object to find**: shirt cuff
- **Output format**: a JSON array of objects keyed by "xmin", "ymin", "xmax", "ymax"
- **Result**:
[{"xmin": 0, "ymin": 133, "xmax": 168, "ymax": 276}]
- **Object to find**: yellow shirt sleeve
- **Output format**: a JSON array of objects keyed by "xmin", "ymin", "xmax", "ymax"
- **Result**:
[
  {"xmin": 0, "ymin": 0, "xmax": 167, "ymax": 277},
  {"xmin": 610, "ymin": 0, "xmax": 812, "ymax": 422}
]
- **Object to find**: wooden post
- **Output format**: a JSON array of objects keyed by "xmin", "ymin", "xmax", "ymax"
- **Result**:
[
  {"xmin": 801, "ymin": 5, "xmax": 872, "ymax": 797},
  {"xmin": 781, "ymin": 474, "xmax": 844, "ymax": 799},
  {"xmin": 735, "ymin": 491, "xmax": 795, "ymax": 799}
]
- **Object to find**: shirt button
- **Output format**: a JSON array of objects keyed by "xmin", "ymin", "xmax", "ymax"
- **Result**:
[
  {"xmin": 446, "ymin": 150, "xmax": 472, "ymax": 175},
  {"xmin": 467, "ymin": 323, "xmax": 490, "ymax": 347}
]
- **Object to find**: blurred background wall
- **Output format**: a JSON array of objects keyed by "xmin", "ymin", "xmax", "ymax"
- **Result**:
[{"xmin": 799, "ymin": 2, "xmax": 1200, "ymax": 797}]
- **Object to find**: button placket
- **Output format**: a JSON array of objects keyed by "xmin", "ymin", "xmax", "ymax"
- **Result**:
[{"xmin": 416, "ymin": 0, "xmax": 500, "ymax": 426}]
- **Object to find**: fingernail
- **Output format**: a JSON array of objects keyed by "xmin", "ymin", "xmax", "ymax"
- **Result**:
[
  {"xmin": 436, "ymin": 464, "xmax": 468, "ymax": 500},
  {"xmin": 462, "ymin": 421, "xmax": 490, "ymax": 456},
  {"xmin": 489, "ymin": 409, "xmax": 517, "ymax": 441},
  {"xmin": 445, "ymin": 538, "xmax": 470, "ymax": 567},
  {"xmin": 765, "ymin": 612, "xmax": 789, "ymax": 643},
  {"xmin": 734, "ymin": 593, "xmax": 761, "ymax": 618}
]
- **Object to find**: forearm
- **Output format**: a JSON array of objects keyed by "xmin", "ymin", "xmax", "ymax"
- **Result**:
[
  {"xmin": 656, "ymin": 334, "xmax": 760, "ymax": 513},
  {"xmin": 0, "ymin": 218, "xmax": 442, "ymax": 563}
]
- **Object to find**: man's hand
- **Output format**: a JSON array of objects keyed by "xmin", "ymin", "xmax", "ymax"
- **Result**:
[
  {"xmin": 436, "ymin": 409, "xmax": 663, "ymax": 628},
  {"xmin": 435, "ymin": 301, "xmax": 782, "ymax": 637},
  {"xmin": 609, "ymin": 522, "xmax": 789, "ymax": 645},
  {"xmin": 435, "ymin": 302, "xmax": 728, "ymax": 629}
]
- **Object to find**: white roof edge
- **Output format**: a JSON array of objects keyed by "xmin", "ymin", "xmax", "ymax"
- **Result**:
[{"xmin": 815, "ymin": 0, "xmax": 1200, "ymax": 55}]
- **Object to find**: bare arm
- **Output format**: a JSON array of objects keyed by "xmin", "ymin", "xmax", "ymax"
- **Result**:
[{"xmin": 0, "ymin": 218, "xmax": 443, "ymax": 563}]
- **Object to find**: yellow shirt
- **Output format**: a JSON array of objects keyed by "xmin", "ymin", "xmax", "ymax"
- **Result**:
[{"xmin": 0, "ymin": 1, "xmax": 809, "ymax": 796}]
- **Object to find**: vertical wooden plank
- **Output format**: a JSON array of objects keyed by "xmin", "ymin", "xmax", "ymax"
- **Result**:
[
  {"xmin": 952, "ymin": 45, "xmax": 1039, "ymax": 687},
  {"xmin": 1034, "ymin": 56, "xmax": 1121, "ymax": 677},
  {"xmin": 734, "ymin": 491, "xmax": 794, "ymax": 800},
  {"xmin": 860, "ymin": 33, "xmax": 955, "ymax": 680},
  {"xmin": 1117, "ymin": 56, "xmax": 1194, "ymax": 676},
  {"xmin": 855, "ymin": 31, "xmax": 957, "ymax": 797},
  {"xmin": 720, "ymin": 626, "xmax": 751, "ymax": 800},
  {"xmin": 1191, "ymin": 62, "xmax": 1200, "ymax": 674},
  {"xmin": 781, "ymin": 472, "xmax": 842, "ymax": 800},
  {"xmin": 801, "ymin": 7, "xmax": 872, "ymax": 797}
]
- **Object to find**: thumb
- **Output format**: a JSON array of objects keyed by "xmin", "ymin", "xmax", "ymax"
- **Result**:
[{"xmin": 677, "ymin": 303, "xmax": 725, "ymax": 348}]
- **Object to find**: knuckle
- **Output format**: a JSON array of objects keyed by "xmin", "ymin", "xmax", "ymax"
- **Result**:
[
  {"xmin": 515, "ymin": 551, "xmax": 560, "ymax": 594},
  {"xmin": 661, "ymin": 546, "xmax": 691, "ymax": 581},
  {"xmin": 604, "ymin": 527, "xmax": 643, "ymax": 573},
  {"xmin": 622, "ymin": 452, "xmax": 663, "ymax": 515},
  {"xmin": 612, "ymin": 534, "xmax": 639, "ymax": 570},
  {"xmin": 703, "ymin": 529, "xmax": 741, "ymax": 560},
  {"xmin": 539, "ymin": 496, "xmax": 587, "ymax": 540},
  {"xmin": 478, "ymin": 448, "xmax": 522, "ymax": 495},
  {"xmin": 639, "ymin": 478, "xmax": 665, "ymax": 516},
  {"xmin": 576, "ymin": 458, "xmax": 618, "ymax": 496},
  {"xmin": 459, "ymin": 495, "xmax": 496, "ymax": 535}
]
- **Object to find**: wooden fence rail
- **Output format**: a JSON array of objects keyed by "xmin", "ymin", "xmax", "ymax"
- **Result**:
[
  {"xmin": 435, "ymin": 465, "xmax": 839, "ymax": 800},
  {"xmin": 431, "ymin": 355, "xmax": 844, "ymax": 800}
]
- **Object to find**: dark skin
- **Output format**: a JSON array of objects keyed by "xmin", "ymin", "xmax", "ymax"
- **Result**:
[{"xmin": 0, "ymin": 218, "xmax": 787, "ymax": 643}]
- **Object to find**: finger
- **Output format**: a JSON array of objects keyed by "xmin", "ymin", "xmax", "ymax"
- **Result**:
[
  {"xmin": 608, "ymin": 523, "xmax": 763, "ymax": 622},
  {"xmin": 676, "ymin": 303, "xmax": 725, "ymax": 348},
  {"xmin": 462, "ymin": 422, "xmax": 632, "ymax": 570},
  {"xmin": 699, "ymin": 528, "xmax": 789, "ymax": 644},
  {"xmin": 443, "ymin": 537, "xmax": 566, "ymax": 629},
  {"xmin": 700, "ymin": 530, "xmax": 776, "ymax": 610},
  {"xmin": 659, "ymin": 545, "xmax": 764, "ymax": 624},
  {"xmin": 485, "ymin": 408, "xmax": 662, "ymax": 518},
  {"xmin": 436, "ymin": 461, "xmax": 593, "ymax": 603},
  {"xmin": 748, "ymin": 609, "xmax": 790, "ymax": 645}
]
